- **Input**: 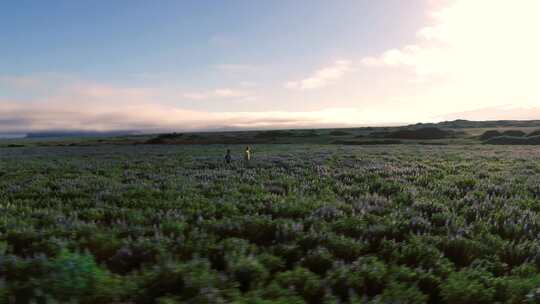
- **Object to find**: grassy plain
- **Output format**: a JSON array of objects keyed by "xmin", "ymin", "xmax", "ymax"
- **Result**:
[{"xmin": 3, "ymin": 143, "xmax": 540, "ymax": 303}]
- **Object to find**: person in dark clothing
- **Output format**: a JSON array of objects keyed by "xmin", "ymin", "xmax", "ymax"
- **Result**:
[{"xmin": 225, "ymin": 149, "xmax": 232, "ymax": 164}]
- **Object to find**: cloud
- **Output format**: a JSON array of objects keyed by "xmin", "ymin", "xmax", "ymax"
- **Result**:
[
  {"xmin": 286, "ymin": 60, "xmax": 353, "ymax": 90},
  {"xmin": 0, "ymin": 99, "xmax": 369, "ymax": 133},
  {"xmin": 361, "ymin": 0, "xmax": 540, "ymax": 115},
  {"xmin": 239, "ymin": 81, "xmax": 258, "ymax": 88},
  {"xmin": 181, "ymin": 88, "xmax": 254, "ymax": 100},
  {"xmin": 0, "ymin": 77, "xmax": 372, "ymax": 133},
  {"xmin": 437, "ymin": 105, "xmax": 540, "ymax": 121},
  {"xmin": 214, "ymin": 88, "xmax": 251, "ymax": 98},
  {"xmin": 361, "ymin": 45, "xmax": 421, "ymax": 68}
]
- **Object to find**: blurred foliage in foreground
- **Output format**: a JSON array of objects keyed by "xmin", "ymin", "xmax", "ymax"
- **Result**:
[{"xmin": 3, "ymin": 144, "xmax": 540, "ymax": 303}]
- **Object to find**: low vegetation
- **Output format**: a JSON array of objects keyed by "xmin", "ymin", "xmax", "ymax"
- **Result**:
[
  {"xmin": 3, "ymin": 144, "xmax": 540, "ymax": 302},
  {"xmin": 480, "ymin": 129, "xmax": 540, "ymax": 145},
  {"xmin": 480, "ymin": 130, "xmax": 503, "ymax": 140},
  {"xmin": 333, "ymin": 139, "xmax": 403, "ymax": 145},
  {"xmin": 329, "ymin": 130, "xmax": 351, "ymax": 136},
  {"xmin": 502, "ymin": 130, "xmax": 527, "ymax": 137},
  {"xmin": 145, "ymin": 133, "xmax": 185, "ymax": 144},
  {"xmin": 527, "ymin": 130, "xmax": 540, "ymax": 137},
  {"xmin": 484, "ymin": 135, "xmax": 540, "ymax": 145},
  {"xmin": 254, "ymin": 130, "xmax": 295, "ymax": 138},
  {"xmin": 372, "ymin": 127, "xmax": 455, "ymax": 140}
]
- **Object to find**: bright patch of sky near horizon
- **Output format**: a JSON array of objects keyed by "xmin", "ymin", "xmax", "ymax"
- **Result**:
[{"xmin": 1, "ymin": 0, "xmax": 540, "ymax": 132}]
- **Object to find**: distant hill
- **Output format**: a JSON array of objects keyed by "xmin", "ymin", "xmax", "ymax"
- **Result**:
[
  {"xmin": 412, "ymin": 119, "xmax": 540, "ymax": 129},
  {"xmin": 374, "ymin": 127, "xmax": 456, "ymax": 140},
  {"xmin": 0, "ymin": 134, "xmax": 26, "ymax": 139},
  {"xmin": 11, "ymin": 119, "xmax": 540, "ymax": 147}
]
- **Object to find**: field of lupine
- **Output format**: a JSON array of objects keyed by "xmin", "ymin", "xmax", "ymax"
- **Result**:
[{"xmin": 3, "ymin": 144, "xmax": 540, "ymax": 303}]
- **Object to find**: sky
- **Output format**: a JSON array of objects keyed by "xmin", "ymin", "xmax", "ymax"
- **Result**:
[{"xmin": 1, "ymin": 0, "xmax": 540, "ymax": 133}]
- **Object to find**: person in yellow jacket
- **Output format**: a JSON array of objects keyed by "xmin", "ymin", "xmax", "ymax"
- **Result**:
[{"xmin": 244, "ymin": 146, "xmax": 251, "ymax": 162}]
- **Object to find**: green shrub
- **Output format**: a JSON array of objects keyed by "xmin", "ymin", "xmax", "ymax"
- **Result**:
[
  {"xmin": 455, "ymin": 177, "xmax": 476, "ymax": 191},
  {"xmin": 332, "ymin": 217, "xmax": 368, "ymax": 238},
  {"xmin": 228, "ymin": 256, "xmax": 269, "ymax": 292},
  {"xmin": 326, "ymin": 263, "xmax": 358, "ymax": 301},
  {"xmin": 324, "ymin": 235, "xmax": 366, "ymax": 262},
  {"xmin": 397, "ymin": 237, "xmax": 447, "ymax": 269},
  {"xmin": 351, "ymin": 256, "xmax": 388, "ymax": 296},
  {"xmin": 108, "ymin": 238, "xmax": 166, "ymax": 274},
  {"xmin": 440, "ymin": 268, "xmax": 496, "ymax": 304},
  {"xmin": 242, "ymin": 281, "xmax": 305, "ymax": 303},
  {"xmin": 0, "ymin": 254, "xmax": 51, "ymax": 302},
  {"xmin": 4, "ymin": 230, "xmax": 41, "ymax": 256},
  {"xmin": 371, "ymin": 282, "xmax": 428, "ymax": 304},
  {"xmin": 80, "ymin": 232, "xmax": 122, "ymax": 263},
  {"xmin": 161, "ymin": 220, "xmax": 186, "ymax": 237},
  {"xmin": 0, "ymin": 280, "xmax": 6, "ymax": 304},
  {"xmin": 207, "ymin": 237, "xmax": 253, "ymax": 271},
  {"xmin": 369, "ymin": 179, "xmax": 402, "ymax": 197},
  {"xmin": 257, "ymin": 253, "xmax": 285, "ymax": 274},
  {"xmin": 301, "ymin": 247, "xmax": 334, "ymax": 275},
  {"xmin": 276, "ymin": 267, "xmax": 325, "ymax": 303},
  {"xmin": 440, "ymin": 237, "xmax": 487, "ymax": 267},
  {"xmin": 138, "ymin": 259, "xmax": 233, "ymax": 303},
  {"xmin": 47, "ymin": 250, "xmax": 123, "ymax": 302}
]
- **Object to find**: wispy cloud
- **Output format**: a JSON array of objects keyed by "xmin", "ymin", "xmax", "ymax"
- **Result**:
[
  {"xmin": 182, "ymin": 88, "xmax": 254, "ymax": 100},
  {"xmin": 436, "ymin": 104, "xmax": 540, "ymax": 121},
  {"xmin": 0, "ymin": 99, "xmax": 369, "ymax": 133},
  {"xmin": 214, "ymin": 88, "xmax": 251, "ymax": 98},
  {"xmin": 286, "ymin": 60, "xmax": 353, "ymax": 90},
  {"xmin": 239, "ymin": 81, "xmax": 258, "ymax": 88},
  {"xmin": 361, "ymin": 45, "xmax": 421, "ymax": 68},
  {"xmin": 0, "ymin": 76, "xmax": 371, "ymax": 132}
]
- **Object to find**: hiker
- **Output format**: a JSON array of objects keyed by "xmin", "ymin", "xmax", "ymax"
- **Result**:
[
  {"xmin": 244, "ymin": 146, "xmax": 251, "ymax": 162},
  {"xmin": 225, "ymin": 149, "xmax": 232, "ymax": 164}
]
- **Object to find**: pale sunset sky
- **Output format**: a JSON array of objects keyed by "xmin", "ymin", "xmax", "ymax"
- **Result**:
[{"xmin": 1, "ymin": 0, "xmax": 539, "ymax": 133}]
